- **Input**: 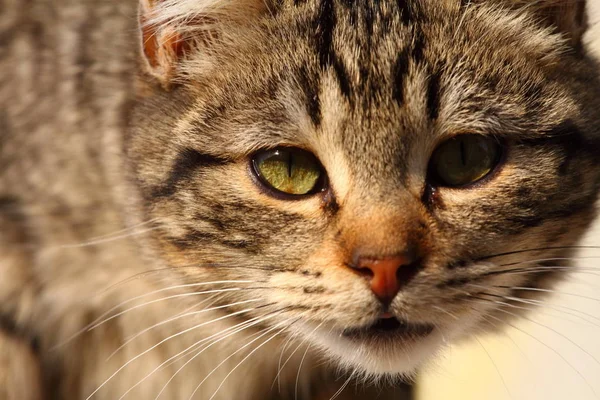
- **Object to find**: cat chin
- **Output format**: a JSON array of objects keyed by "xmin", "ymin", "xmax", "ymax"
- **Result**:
[{"xmin": 297, "ymin": 323, "xmax": 446, "ymax": 376}]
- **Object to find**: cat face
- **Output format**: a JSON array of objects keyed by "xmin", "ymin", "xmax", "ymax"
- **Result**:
[{"xmin": 129, "ymin": 0, "xmax": 600, "ymax": 378}]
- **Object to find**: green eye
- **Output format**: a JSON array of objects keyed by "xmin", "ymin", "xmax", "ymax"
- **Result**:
[
  {"xmin": 252, "ymin": 148, "xmax": 326, "ymax": 197},
  {"xmin": 430, "ymin": 135, "xmax": 502, "ymax": 187}
]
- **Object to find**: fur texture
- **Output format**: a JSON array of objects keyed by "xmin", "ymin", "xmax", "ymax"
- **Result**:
[{"xmin": 1, "ymin": 0, "xmax": 599, "ymax": 399}]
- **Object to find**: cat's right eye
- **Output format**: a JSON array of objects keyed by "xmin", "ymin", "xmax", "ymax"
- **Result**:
[{"xmin": 251, "ymin": 148, "xmax": 327, "ymax": 198}]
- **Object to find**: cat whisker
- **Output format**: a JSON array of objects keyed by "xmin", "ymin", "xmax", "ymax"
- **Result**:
[
  {"xmin": 68, "ymin": 218, "xmax": 160, "ymax": 243},
  {"xmin": 120, "ymin": 306, "xmax": 281, "ymax": 400},
  {"xmin": 486, "ymin": 301, "xmax": 600, "ymax": 368},
  {"xmin": 450, "ymin": 286, "xmax": 600, "ymax": 331},
  {"xmin": 54, "ymin": 280, "xmax": 261, "ymax": 349},
  {"xmin": 85, "ymin": 306, "xmax": 260, "ymax": 400},
  {"xmin": 498, "ymin": 256, "xmax": 600, "ymax": 268},
  {"xmin": 432, "ymin": 305, "xmax": 460, "ymax": 320},
  {"xmin": 273, "ymin": 322, "xmax": 324, "ymax": 394},
  {"xmin": 295, "ymin": 340, "xmax": 312, "ymax": 400},
  {"xmin": 107, "ymin": 292, "xmax": 224, "ymax": 360},
  {"xmin": 470, "ymin": 306, "xmax": 600, "ymax": 400},
  {"xmin": 171, "ymin": 292, "xmax": 224, "ymax": 320},
  {"xmin": 478, "ymin": 315, "xmax": 531, "ymax": 364},
  {"xmin": 56, "ymin": 226, "xmax": 161, "ymax": 249},
  {"xmin": 476, "ymin": 245, "xmax": 600, "ymax": 262},
  {"xmin": 87, "ymin": 286, "xmax": 265, "ymax": 333},
  {"xmin": 108, "ymin": 298, "xmax": 261, "ymax": 360},
  {"xmin": 207, "ymin": 319, "xmax": 303, "ymax": 400},
  {"xmin": 328, "ymin": 372, "xmax": 355, "ymax": 400},
  {"xmin": 100, "ymin": 264, "xmax": 286, "ymax": 294},
  {"xmin": 502, "ymin": 295, "xmax": 600, "ymax": 326},
  {"xmin": 273, "ymin": 331, "xmax": 301, "ymax": 392},
  {"xmin": 482, "ymin": 266, "xmax": 600, "ymax": 279},
  {"xmin": 189, "ymin": 314, "xmax": 305, "ymax": 400},
  {"xmin": 475, "ymin": 291, "xmax": 600, "ymax": 330},
  {"xmin": 468, "ymin": 284, "xmax": 600, "ymax": 327},
  {"xmin": 152, "ymin": 312, "xmax": 281, "ymax": 399},
  {"xmin": 474, "ymin": 337, "xmax": 513, "ymax": 399},
  {"xmin": 491, "ymin": 285, "xmax": 600, "ymax": 303}
]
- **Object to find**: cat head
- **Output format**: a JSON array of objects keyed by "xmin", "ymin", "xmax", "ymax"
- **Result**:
[{"xmin": 128, "ymin": 0, "xmax": 600, "ymax": 378}]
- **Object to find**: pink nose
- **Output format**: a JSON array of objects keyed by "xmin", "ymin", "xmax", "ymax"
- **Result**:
[{"xmin": 353, "ymin": 255, "xmax": 419, "ymax": 305}]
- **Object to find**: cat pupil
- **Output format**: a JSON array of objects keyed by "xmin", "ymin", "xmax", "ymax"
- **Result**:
[{"xmin": 460, "ymin": 140, "xmax": 467, "ymax": 166}]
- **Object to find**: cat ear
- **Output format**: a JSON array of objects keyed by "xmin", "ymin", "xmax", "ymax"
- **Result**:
[
  {"xmin": 511, "ymin": 0, "xmax": 588, "ymax": 50},
  {"xmin": 139, "ymin": 0, "xmax": 269, "ymax": 88}
]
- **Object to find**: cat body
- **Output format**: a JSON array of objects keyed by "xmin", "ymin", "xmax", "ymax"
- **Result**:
[{"xmin": 1, "ymin": 0, "xmax": 600, "ymax": 399}]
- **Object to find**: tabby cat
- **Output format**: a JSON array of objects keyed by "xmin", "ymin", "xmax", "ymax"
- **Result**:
[{"xmin": 1, "ymin": 0, "xmax": 599, "ymax": 399}]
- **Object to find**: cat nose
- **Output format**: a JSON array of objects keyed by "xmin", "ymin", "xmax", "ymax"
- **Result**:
[{"xmin": 351, "ymin": 254, "xmax": 419, "ymax": 305}]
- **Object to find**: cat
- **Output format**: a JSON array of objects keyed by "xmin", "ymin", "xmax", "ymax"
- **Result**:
[{"xmin": 1, "ymin": 0, "xmax": 600, "ymax": 399}]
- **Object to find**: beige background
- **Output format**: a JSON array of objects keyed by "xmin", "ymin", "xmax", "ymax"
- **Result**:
[{"xmin": 419, "ymin": 3, "xmax": 600, "ymax": 399}]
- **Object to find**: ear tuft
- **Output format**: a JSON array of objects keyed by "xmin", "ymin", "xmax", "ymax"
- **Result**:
[
  {"xmin": 503, "ymin": 0, "xmax": 588, "ymax": 50},
  {"xmin": 139, "ymin": 0, "xmax": 269, "ymax": 88}
]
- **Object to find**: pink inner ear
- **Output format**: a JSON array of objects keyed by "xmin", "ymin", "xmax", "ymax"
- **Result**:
[
  {"xmin": 141, "ymin": 18, "xmax": 190, "ymax": 84},
  {"xmin": 138, "ymin": 0, "xmax": 269, "ymax": 85},
  {"xmin": 141, "ymin": 19, "xmax": 160, "ymax": 69}
]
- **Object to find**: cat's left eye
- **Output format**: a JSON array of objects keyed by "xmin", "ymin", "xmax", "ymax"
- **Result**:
[
  {"xmin": 251, "ymin": 148, "xmax": 326, "ymax": 197},
  {"xmin": 429, "ymin": 134, "xmax": 502, "ymax": 187}
]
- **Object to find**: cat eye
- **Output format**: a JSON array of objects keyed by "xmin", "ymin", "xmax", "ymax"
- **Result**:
[
  {"xmin": 251, "ymin": 148, "xmax": 326, "ymax": 197},
  {"xmin": 429, "ymin": 135, "xmax": 502, "ymax": 187}
]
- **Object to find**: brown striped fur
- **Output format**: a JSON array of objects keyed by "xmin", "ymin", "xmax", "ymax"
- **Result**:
[{"xmin": 1, "ymin": 0, "xmax": 600, "ymax": 399}]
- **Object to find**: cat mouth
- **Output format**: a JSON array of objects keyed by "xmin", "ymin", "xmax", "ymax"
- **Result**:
[{"xmin": 341, "ymin": 317, "xmax": 434, "ymax": 341}]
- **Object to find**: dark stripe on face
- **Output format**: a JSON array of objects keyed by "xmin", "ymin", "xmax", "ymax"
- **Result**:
[
  {"xmin": 426, "ymin": 70, "xmax": 441, "ymax": 120},
  {"xmin": 314, "ymin": 0, "xmax": 352, "ymax": 99},
  {"xmin": 447, "ymin": 259, "xmax": 469, "ymax": 270},
  {"xmin": 315, "ymin": 0, "xmax": 335, "ymax": 69},
  {"xmin": 393, "ymin": 29, "xmax": 429, "ymax": 106},
  {"xmin": 392, "ymin": 49, "xmax": 409, "ymax": 105},
  {"xmin": 332, "ymin": 59, "xmax": 352, "ymax": 99},
  {"xmin": 513, "ymin": 262, "xmax": 563, "ymax": 295},
  {"xmin": 298, "ymin": 65, "xmax": 321, "ymax": 127},
  {"xmin": 169, "ymin": 229, "xmax": 262, "ymax": 254},
  {"xmin": 501, "ymin": 189, "xmax": 595, "ymax": 235},
  {"xmin": 339, "ymin": 0, "xmax": 358, "ymax": 26},
  {"xmin": 0, "ymin": 312, "xmax": 40, "ymax": 354},
  {"xmin": 396, "ymin": 0, "xmax": 411, "ymax": 25},
  {"xmin": 412, "ymin": 30, "xmax": 426, "ymax": 65},
  {"xmin": 551, "ymin": 122, "xmax": 587, "ymax": 175},
  {"xmin": 151, "ymin": 148, "xmax": 231, "ymax": 198},
  {"xmin": 520, "ymin": 120, "xmax": 596, "ymax": 176},
  {"xmin": 436, "ymin": 276, "xmax": 473, "ymax": 289}
]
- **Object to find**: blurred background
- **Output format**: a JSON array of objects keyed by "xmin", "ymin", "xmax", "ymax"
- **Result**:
[{"xmin": 419, "ymin": 3, "xmax": 600, "ymax": 398}]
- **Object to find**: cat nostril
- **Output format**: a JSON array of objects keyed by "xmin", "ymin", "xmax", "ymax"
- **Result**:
[
  {"xmin": 355, "ymin": 267, "xmax": 375, "ymax": 278},
  {"xmin": 350, "ymin": 254, "xmax": 418, "ymax": 305}
]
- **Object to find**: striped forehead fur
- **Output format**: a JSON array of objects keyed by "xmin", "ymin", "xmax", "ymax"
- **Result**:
[
  {"xmin": 143, "ymin": 0, "xmax": 267, "ymax": 32},
  {"xmin": 147, "ymin": 0, "xmax": 571, "ymax": 82}
]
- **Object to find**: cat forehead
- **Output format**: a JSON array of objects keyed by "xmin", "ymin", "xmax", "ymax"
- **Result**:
[
  {"xmin": 180, "ymin": 0, "xmax": 573, "ymax": 177},
  {"xmin": 191, "ymin": 0, "xmax": 566, "ymax": 125}
]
